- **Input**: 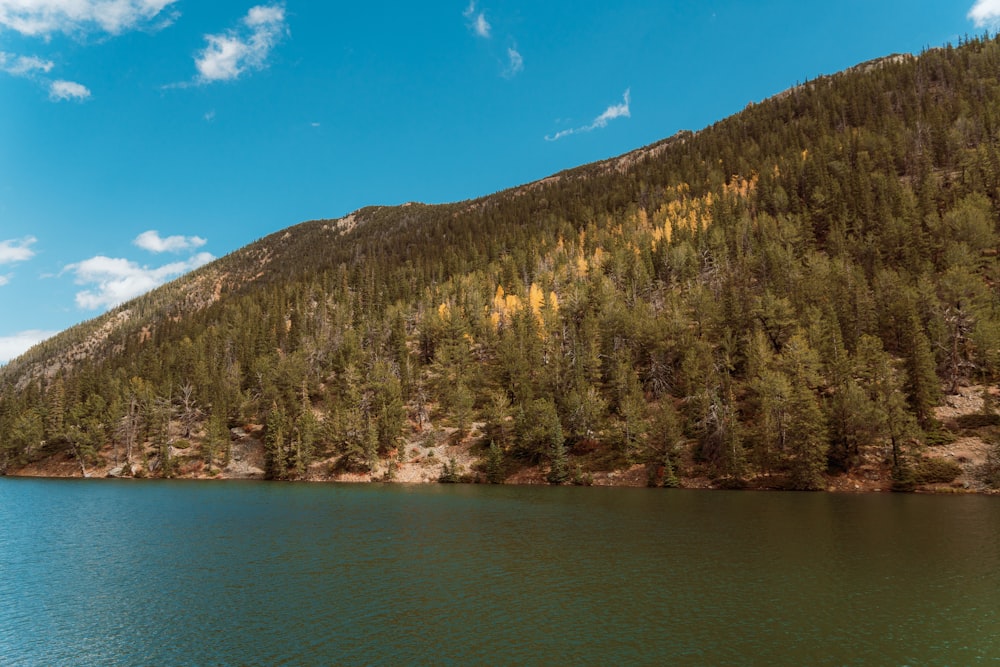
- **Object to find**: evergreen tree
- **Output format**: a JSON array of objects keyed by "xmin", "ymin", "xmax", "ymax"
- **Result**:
[
  {"xmin": 264, "ymin": 401, "xmax": 289, "ymax": 480},
  {"xmin": 903, "ymin": 315, "xmax": 942, "ymax": 430},
  {"xmin": 371, "ymin": 361, "xmax": 404, "ymax": 451},
  {"xmin": 485, "ymin": 441, "xmax": 505, "ymax": 484},
  {"xmin": 779, "ymin": 334, "xmax": 829, "ymax": 490},
  {"xmin": 514, "ymin": 397, "xmax": 564, "ymax": 465},
  {"xmin": 204, "ymin": 413, "xmax": 229, "ymax": 473},
  {"xmin": 546, "ymin": 439, "xmax": 569, "ymax": 484}
]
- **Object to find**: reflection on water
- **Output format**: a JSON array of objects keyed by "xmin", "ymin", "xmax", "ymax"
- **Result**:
[{"xmin": 1, "ymin": 479, "xmax": 997, "ymax": 665}]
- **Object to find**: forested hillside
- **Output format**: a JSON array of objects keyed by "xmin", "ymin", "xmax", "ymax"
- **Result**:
[{"xmin": 5, "ymin": 37, "xmax": 1000, "ymax": 490}]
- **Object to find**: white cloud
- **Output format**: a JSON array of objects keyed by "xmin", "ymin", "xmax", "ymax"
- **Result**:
[
  {"xmin": 474, "ymin": 13, "xmax": 490, "ymax": 38},
  {"xmin": 592, "ymin": 88, "xmax": 631, "ymax": 126},
  {"xmin": 503, "ymin": 46, "xmax": 523, "ymax": 78},
  {"xmin": 0, "ymin": 236, "xmax": 37, "ymax": 264},
  {"xmin": 463, "ymin": 1, "xmax": 490, "ymax": 38},
  {"xmin": 0, "ymin": 0, "xmax": 178, "ymax": 37},
  {"xmin": 0, "ymin": 274, "xmax": 9, "ymax": 286},
  {"xmin": 66, "ymin": 252, "xmax": 214, "ymax": 310},
  {"xmin": 245, "ymin": 4, "xmax": 283, "ymax": 27},
  {"xmin": 134, "ymin": 230, "xmax": 206, "ymax": 254},
  {"xmin": 49, "ymin": 79, "xmax": 91, "ymax": 101},
  {"xmin": 545, "ymin": 88, "xmax": 632, "ymax": 142},
  {"xmin": 194, "ymin": 3, "xmax": 287, "ymax": 84},
  {"xmin": 969, "ymin": 0, "xmax": 1000, "ymax": 27},
  {"xmin": 0, "ymin": 2, "xmax": 175, "ymax": 101},
  {"xmin": 0, "ymin": 52, "xmax": 54, "ymax": 76},
  {"xmin": 0, "ymin": 330, "xmax": 59, "ymax": 364}
]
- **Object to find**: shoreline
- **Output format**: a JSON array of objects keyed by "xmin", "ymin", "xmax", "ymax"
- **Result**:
[{"xmin": 5, "ymin": 465, "xmax": 996, "ymax": 495}]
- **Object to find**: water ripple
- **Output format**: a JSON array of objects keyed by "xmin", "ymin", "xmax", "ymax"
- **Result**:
[{"xmin": 1, "ymin": 479, "xmax": 998, "ymax": 665}]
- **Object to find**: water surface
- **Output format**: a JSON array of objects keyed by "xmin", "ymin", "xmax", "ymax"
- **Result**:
[{"xmin": 1, "ymin": 479, "xmax": 997, "ymax": 665}]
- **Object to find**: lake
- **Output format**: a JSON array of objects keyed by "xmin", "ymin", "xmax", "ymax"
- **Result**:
[{"xmin": 0, "ymin": 479, "xmax": 997, "ymax": 665}]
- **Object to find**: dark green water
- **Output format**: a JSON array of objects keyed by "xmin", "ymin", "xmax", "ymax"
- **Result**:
[{"xmin": 0, "ymin": 479, "xmax": 997, "ymax": 665}]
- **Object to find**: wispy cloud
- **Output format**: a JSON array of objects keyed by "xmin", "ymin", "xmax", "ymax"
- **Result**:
[
  {"xmin": 0, "ymin": 330, "xmax": 59, "ymax": 364},
  {"xmin": 545, "ymin": 88, "xmax": 632, "ymax": 142},
  {"xmin": 969, "ymin": 0, "xmax": 1000, "ymax": 27},
  {"xmin": 0, "ymin": 237, "xmax": 37, "ymax": 264},
  {"xmin": 192, "ymin": 3, "xmax": 287, "ymax": 84},
  {"xmin": 464, "ymin": 3, "xmax": 523, "ymax": 78},
  {"xmin": 0, "ymin": 0, "xmax": 178, "ymax": 37},
  {"xmin": 49, "ymin": 79, "xmax": 91, "ymax": 101},
  {"xmin": 463, "ymin": 1, "xmax": 490, "ymax": 38},
  {"xmin": 0, "ymin": 52, "xmax": 54, "ymax": 76},
  {"xmin": 503, "ymin": 46, "xmax": 523, "ymax": 78},
  {"xmin": 134, "ymin": 230, "xmax": 206, "ymax": 254},
  {"xmin": 592, "ymin": 88, "xmax": 632, "ymax": 126},
  {"xmin": 65, "ymin": 252, "xmax": 214, "ymax": 310},
  {"xmin": 474, "ymin": 13, "xmax": 490, "ymax": 38}
]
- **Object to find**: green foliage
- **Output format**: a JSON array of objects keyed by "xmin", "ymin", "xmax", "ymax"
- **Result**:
[
  {"xmin": 483, "ymin": 391, "xmax": 514, "ymax": 450},
  {"xmin": 204, "ymin": 413, "xmax": 229, "ymax": 472},
  {"xmin": 661, "ymin": 454, "xmax": 680, "ymax": 488},
  {"xmin": 546, "ymin": 440, "xmax": 569, "ymax": 485},
  {"xmin": 438, "ymin": 457, "xmax": 461, "ymax": 483},
  {"xmin": 571, "ymin": 464, "xmax": 594, "ymax": 486},
  {"xmin": 912, "ymin": 458, "xmax": 963, "ymax": 485},
  {"xmin": 264, "ymin": 402, "xmax": 290, "ymax": 480},
  {"xmin": 371, "ymin": 361, "xmax": 404, "ymax": 451},
  {"xmin": 891, "ymin": 461, "xmax": 918, "ymax": 493},
  {"xmin": 513, "ymin": 398, "xmax": 564, "ymax": 465},
  {"xmin": 2, "ymin": 408, "xmax": 43, "ymax": 470},
  {"xmin": 484, "ymin": 441, "xmax": 506, "ymax": 484}
]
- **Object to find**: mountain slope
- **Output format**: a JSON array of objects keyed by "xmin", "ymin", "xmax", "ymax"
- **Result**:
[{"xmin": 4, "ymin": 36, "xmax": 1000, "ymax": 491}]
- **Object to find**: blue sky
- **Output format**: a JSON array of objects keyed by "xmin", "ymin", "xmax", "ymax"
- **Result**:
[{"xmin": 0, "ymin": 0, "xmax": 993, "ymax": 362}]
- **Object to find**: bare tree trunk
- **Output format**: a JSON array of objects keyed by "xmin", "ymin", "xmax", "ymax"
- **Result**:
[
  {"xmin": 117, "ymin": 395, "xmax": 140, "ymax": 468},
  {"xmin": 70, "ymin": 441, "xmax": 89, "ymax": 478}
]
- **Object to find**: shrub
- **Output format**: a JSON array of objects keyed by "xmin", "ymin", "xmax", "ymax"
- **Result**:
[
  {"xmin": 955, "ymin": 413, "xmax": 1000, "ymax": 430},
  {"xmin": 571, "ymin": 465, "xmax": 593, "ymax": 486},
  {"xmin": 891, "ymin": 458, "xmax": 920, "ymax": 491},
  {"xmin": 924, "ymin": 428, "xmax": 956, "ymax": 447},
  {"xmin": 715, "ymin": 476, "xmax": 748, "ymax": 490},
  {"xmin": 913, "ymin": 457, "xmax": 963, "ymax": 485},
  {"xmin": 438, "ymin": 457, "xmax": 460, "ymax": 483}
]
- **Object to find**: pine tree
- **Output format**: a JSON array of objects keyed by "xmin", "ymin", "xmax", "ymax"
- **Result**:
[
  {"xmin": 546, "ymin": 439, "xmax": 569, "ymax": 484},
  {"xmin": 780, "ymin": 334, "xmax": 829, "ymax": 490},
  {"xmin": 264, "ymin": 401, "xmax": 289, "ymax": 480},
  {"xmin": 903, "ymin": 315, "xmax": 941, "ymax": 430},
  {"xmin": 483, "ymin": 390, "xmax": 514, "ymax": 451},
  {"xmin": 204, "ymin": 413, "xmax": 229, "ymax": 474},
  {"xmin": 856, "ymin": 335, "xmax": 919, "ymax": 486},
  {"xmin": 294, "ymin": 407, "xmax": 318, "ymax": 478},
  {"xmin": 372, "ymin": 361, "xmax": 404, "ymax": 451},
  {"xmin": 149, "ymin": 396, "xmax": 173, "ymax": 478},
  {"xmin": 514, "ymin": 397, "xmax": 564, "ymax": 465},
  {"xmin": 485, "ymin": 441, "xmax": 505, "ymax": 483}
]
